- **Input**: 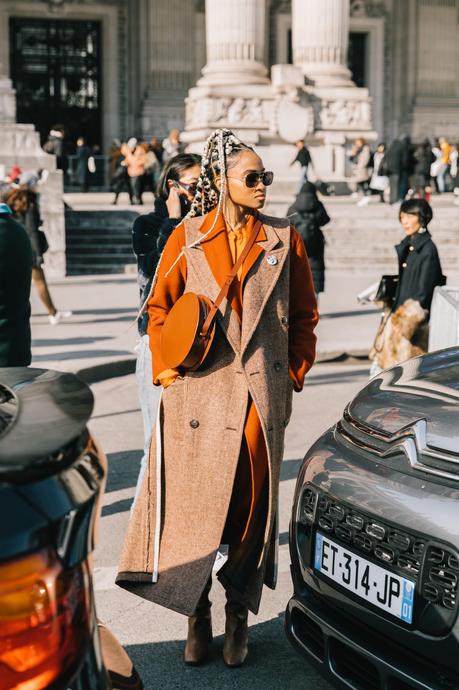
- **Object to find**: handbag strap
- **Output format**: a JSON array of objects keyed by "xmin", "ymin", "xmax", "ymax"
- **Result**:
[{"xmin": 200, "ymin": 218, "xmax": 262, "ymax": 338}]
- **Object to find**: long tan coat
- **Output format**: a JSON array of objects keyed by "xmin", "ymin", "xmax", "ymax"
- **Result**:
[{"xmin": 116, "ymin": 210, "xmax": 318, "ymax": 615}]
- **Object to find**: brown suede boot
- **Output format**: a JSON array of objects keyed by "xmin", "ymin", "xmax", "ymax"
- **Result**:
[
  {"xmin": 184, "ymin": 579, "xmax": 212, "ymax": 665},
  {"xmin": 222, "ymin": 596, "xmax": 249, "ymax": 667}
]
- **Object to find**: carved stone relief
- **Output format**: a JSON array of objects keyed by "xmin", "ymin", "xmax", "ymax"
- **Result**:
[
  {"xmin": 317, "ymin": 98, "xmax": 372, "ymax": 130},
  {"xmin": 350, "ymin": 0, "xmax": 387, "ymax": 18},
  {"xmin": 186, "ymin": 95, "xmax": 272, "ymax": 129}
]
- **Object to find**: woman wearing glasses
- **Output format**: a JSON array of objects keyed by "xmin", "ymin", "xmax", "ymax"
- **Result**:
[
  {"xmin": 119, "ymin": 129, "xmax": 318, "ymax": 668},
  {"xmin": 131, "ymin": 152, "xmax": 201, "ymax": 507}
]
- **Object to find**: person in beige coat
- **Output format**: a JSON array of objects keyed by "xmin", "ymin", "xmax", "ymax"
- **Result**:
[
  {"xmin": 121, "ymin": 138, "xmax": 146, "ymax": 204},
  {"xmin": 116, "ymin": 129, "xmax": 318, "ymax": 668}
]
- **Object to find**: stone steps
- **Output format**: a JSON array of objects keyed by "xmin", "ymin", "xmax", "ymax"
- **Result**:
[
  {"xmin": 65, "ymin": 209, "xmax": 137, "ymax": 275},
  {"xmin": 63, "ymin": 196, "xmax": 459, "ymax": 275}
]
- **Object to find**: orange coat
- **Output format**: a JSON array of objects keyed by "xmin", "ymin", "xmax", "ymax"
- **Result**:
[{"xmin": 147, "ymin": 209, "xmax": 318, "ymax": 547}]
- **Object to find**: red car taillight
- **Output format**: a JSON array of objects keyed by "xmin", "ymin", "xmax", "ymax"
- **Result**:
[{"xmin": 0, "ymin": 546, "xmax": 91, "ymax": 690}]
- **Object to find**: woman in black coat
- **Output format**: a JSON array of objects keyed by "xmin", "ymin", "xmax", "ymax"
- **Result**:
[
  {"xmin": 131, "ymin": 152, "xmax": 201, "ymax": 507},
  {"xmin": 287, "ymin": 181, "xmax": 330, "ymax": 295},
  {"xmin": 370, "ymin": 198, "xmax": 445, "ymax": 374}
]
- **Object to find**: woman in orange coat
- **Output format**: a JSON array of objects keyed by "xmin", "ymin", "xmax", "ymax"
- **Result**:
[{"xmin": 117, "ymin": 129, "xmax": 318, "ymax": 668}]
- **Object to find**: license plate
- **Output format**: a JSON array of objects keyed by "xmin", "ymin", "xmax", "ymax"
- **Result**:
[{"xmin": 314, "ymin": 533, "xmax": 415, "ymax": 624}]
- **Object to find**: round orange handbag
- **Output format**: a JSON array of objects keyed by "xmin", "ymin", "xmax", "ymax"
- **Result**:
[
  {"xmin": 160, "ymin": 292, "xmax": 216, "ymax": 371},
  {"xmin": 159, "ymin": 219, "xmax": 261, "ymax": 372}
]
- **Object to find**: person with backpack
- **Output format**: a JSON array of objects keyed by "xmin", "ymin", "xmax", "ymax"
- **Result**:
[{"xmin": 287, "ymin": 181, "xmax": 330, "ymax": 296}]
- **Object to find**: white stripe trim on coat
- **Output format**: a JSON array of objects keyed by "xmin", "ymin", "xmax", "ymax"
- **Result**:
[{"xmin": 152, "ymin": 390, "xmax": 163, "ymax": 583}]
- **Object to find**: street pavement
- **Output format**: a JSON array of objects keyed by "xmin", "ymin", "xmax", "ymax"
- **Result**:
[
  {"xmin": 25, "ymin": 269, "xmax": 393, "ymax": 687},
  {"xmin": 30, "ymin": 269, "xmax": 382, "ymax": 378},
  {"xmin": 90, "ymin": 363, "xmax": 370, "ymax": 690}
]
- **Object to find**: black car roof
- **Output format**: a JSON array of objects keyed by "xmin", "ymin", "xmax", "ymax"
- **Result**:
[{"xmin": 0, "ymin": 368, "xmax": 93, "ymax": 480}]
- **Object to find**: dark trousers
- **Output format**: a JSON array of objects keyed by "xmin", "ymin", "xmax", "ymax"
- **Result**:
[
  {"xmin": 130, "ymin": 176, "xmax": 143, "ymax": 204},
  {"xmin": 389, "ymin": 174, "xmax": 401, "ymax": 204}
]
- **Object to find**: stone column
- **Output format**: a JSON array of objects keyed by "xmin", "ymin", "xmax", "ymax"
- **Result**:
[
  {"xmin": 292, "ymin": 0, "xmax": 353, "ymax": 87},
  {"xmin": 198, "ymin": 0, "xmax": 269, "ymax": 86}
]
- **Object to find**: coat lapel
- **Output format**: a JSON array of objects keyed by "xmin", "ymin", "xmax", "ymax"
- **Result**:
[
  {"xmin": 183, "ymin": 214, "xmax": 242, "ymax": 355},
  {"xmin": 241, "ymin": 222, "xmax": 290, "ymax": 356}
]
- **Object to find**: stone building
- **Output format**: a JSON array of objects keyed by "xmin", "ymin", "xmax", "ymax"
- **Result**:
[{"xmin": 2, "ymin": 0, "xmax": 458, "ymax": 153}]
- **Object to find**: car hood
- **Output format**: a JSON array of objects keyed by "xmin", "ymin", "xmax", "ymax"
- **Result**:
[
  {"xmin": 348, "ymin": 348, "xmax": 459, "ymax": 455},
  {"xmin": 0, "ymin": 368, "xmax": 93, "ymax": 480}
]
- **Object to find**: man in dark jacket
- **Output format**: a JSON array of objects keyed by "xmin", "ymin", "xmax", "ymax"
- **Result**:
[
  {"xmin": 290, "ymin": 140, "xmax": 313, "ymax": 193},
  {"xmin": 386, "ymin": 136, "xmax": 413, "ymax": 204},
  {"xmin": 0, "ymin": 204, "xmax": 33, "ymax": 366}
]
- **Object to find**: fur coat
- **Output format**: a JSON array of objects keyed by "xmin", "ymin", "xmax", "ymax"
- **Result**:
[{"xmin": 370, "ymin": 299, "xmax": 429, "ymax": 370}]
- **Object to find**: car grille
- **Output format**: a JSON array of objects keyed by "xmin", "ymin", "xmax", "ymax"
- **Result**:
[
  {"xmin": 336, "ymin": 408, "xmax": 459, "ymax": 483},
  {"xmin": 298, "ymin": 486, "xmax": 459, "ymax": 629}
]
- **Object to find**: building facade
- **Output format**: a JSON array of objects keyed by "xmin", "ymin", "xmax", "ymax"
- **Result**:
[{"xmin": 1, "ymin": 0, "xmax": 459, "ymax": 154}]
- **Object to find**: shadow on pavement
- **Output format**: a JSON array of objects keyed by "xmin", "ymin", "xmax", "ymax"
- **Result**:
[
  {"xmin": 320, "ymin": 308, "xmax": 379, "ymax": 320},
  {"xmin": 280, "ymin": 458, "xmax": 302, "ymax": 482},
  {"xmin": 124, "ymin": 613, "xmax": 331, "ymax": 690},
  {"xmin": 106, "ymin": 449, "xmax": 142, "ymax": 493},
  {"xmin": 92, "ymin": 407, "xmax": 141, "ymax": 420},
  {"xmin": 32, "ymin": 349, "xmax": 133, "ymax": 362},
  {"xmin": 32, "ymin": 336, "xmax": 111, "ymax": 347},
  {"xmin": 307, "ymin": 368, "xmax": 369, "ymax": 386},
  {"xmin": 102, "ymin": 498, "xmax": 133, "ymax": 517},
  {"xmin": 71, "ymin": 307, "xmax": 137, "ymax": 315}
]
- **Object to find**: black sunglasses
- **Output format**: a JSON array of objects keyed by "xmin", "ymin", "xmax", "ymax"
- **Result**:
[{"xmin": 227, "ymin": 171, "xmax": 274, "ymax": 188}]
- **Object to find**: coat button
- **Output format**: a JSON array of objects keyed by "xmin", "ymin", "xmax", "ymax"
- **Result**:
[
  {"xmin": 280, "ymin": 316, "xmax": 288, "ymax": 325},
  {"xmin": 402, "ymin": 262, "xmax": 407, "ymax": 268},
  {"xmin": 409, "ymin": 246, "xmax": 414, "ymax": 251},
  {"xmin": 189, "ymin": 419, "xmax": 199, "ymax": 429},
  {"xmin": 273, "ymin": 361, "xmax": 282, "ymax": 371}
]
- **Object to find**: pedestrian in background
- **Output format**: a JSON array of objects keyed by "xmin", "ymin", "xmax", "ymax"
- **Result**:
[
  {"xmin": 4, "ymin": 177, "xmax": 72, "ymax": 325},
  {"xmin": 141, "ymin": 142, "xmax": 161, "ymax": 194},
  {"xmin": 386, "ymin": 137, "xmax": 410, "ymax": 204},
  {"xmin": 0, "ymin": 202, "xmax": 32, "ymax": 366},
  {"xmin": 287, "ymin": 181, "xmax": 330, "ymax": 296},
  {"xmin": 348, "ymin": 137, "xmax": 372, "ymax": 205},
  {"xmin": 369, "ymin": 142, "xmax": 389, "ymax": 203},
  {"xmin": 121, "ymin": 138, "xmax": 146, "ymax": 205},
  {"xmin": 75, "ymin": 136, "xmax": 93, "ymax": 192},
  {"xmin": 117, "ymin": 128, "xmax": 318, "ymax": 669},
  {"xmin": 149, "ymin": 137, "xmax": 164, "ymax": 166},
  {"xmin": 450, "ymin": 142, "xmax": 459, "ymax": 205},
  {"xmin": 369, "ymin": 199, "xmax": 445, "ymax": 375},
  {"xmin": 290, "ymin": 139, "xmax": 313, "ymax": 193},
  {"xmin": 43, "ymin": 125, "xmax": 67, "ymax": 176},
  {"xmin": 411, "ymin": 139, "xmax": 434, "ymax": 199},
  {"xmin": 162, "ymin": 128, "xmax": 184, "ymax": 162},
  {"xmin": 436, "ymin": 136, "xmax": 451, "ymax": 193},
  {"xmin": 130, "ymin": 152, "xmax": 201, "ymax": 508}
]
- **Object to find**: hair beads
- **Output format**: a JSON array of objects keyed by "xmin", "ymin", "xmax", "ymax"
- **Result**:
[{"xmin": 187, "ymin": 128, "xmax": 252, "ymax": 220}]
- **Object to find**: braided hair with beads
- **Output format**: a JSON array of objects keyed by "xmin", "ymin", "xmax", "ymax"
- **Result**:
[
  {"xmin": 137, "ymin": 128, "xmax": 253, "ymax": 314},
  {"xmin": 187, "ymin": 128, "xmax": 253, "ymax": 216}
]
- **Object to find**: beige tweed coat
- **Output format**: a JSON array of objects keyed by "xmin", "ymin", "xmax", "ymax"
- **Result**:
[{"xmin": 116, "ymin": 211, "xmax": 317, "ymax": 616}]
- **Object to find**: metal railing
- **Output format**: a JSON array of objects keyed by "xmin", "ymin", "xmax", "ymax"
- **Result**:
[{"xmin": 428, "ymin": 287, "xmax": 459, "ymax": 352}]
